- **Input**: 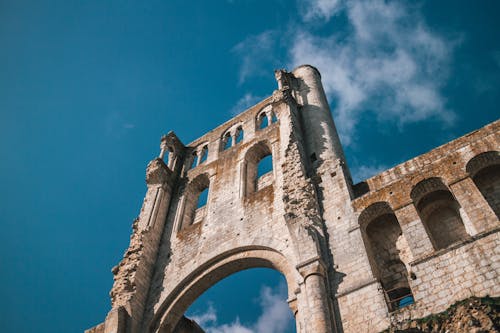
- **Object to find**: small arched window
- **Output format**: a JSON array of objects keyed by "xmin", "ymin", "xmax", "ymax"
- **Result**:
[
  {"xmin": 411, "ymin": 178, "xmax": 469, "ymax": 250},
  {"xmin": 359, "ymin": 202, "xmax": 414, "ymax": 312},
  {"xmin": 190, "ymin": 151, "xmax": 198, "ymax": 169},
  {"xmin": 258, "ymin": 113, "xmax": 269, "ymax": 129},
  {"xmin": 235, "ymin": 126, "xmax": 244, "ymax": 144},
  {"xmin": 199, "ymin": 145, "xmax": 208, "ymax": 164},
  {"xmin": 466, "ymin": 151, "xmax": 500, "ymax": 219},
  {"xmin": 244, "ymin": 142, "xmax": 273, "ymax": 194},
  {"xmin": 257, "ymin": 155, "xmax": 273, "ymax": 178},
  {"xmin": 197, "ymin": 187, "xmax": 209, "ymax": 208},
  {"xmin": 222, "ymin": 132, "xmax": 232, "ymax": 150},
  {"xmin": 181, "ymin": 174, "xmax": 210, "ymax": 229},
  {"xmin": 271, "ymin": 112, "xmax": 278, "ymax": 123}
]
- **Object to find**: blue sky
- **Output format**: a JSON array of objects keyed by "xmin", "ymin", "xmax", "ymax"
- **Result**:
[{"xmin": 0, "ymin": 1, "xmax": 499, "ymax": 332}]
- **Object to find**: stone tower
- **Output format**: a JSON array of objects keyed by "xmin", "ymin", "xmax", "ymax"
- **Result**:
[{"xmin": 87, "ymin": 65, "xmax": 500, "ymax": 333}]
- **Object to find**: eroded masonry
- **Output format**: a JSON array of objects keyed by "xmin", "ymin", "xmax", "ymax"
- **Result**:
[{"xmin": 87, "ymin": 65, "xmax": 500, "ymax": 333}]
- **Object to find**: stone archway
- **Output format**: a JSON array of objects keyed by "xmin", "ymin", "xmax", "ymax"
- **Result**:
[{"xmin": 150, "ymin": 247, "xmax": 300, "ymax": 333}]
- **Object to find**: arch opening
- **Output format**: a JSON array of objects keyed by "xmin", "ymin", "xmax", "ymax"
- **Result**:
[
  {"xmin": 181, "ymin": 174, "xmax": 210, "ymax": 229},
  {"xmin": 466, "ymin": 151, "xmax": 500, "ymax": 219},
  {"xmin": 222, "ymin": 132, "xmax": 232, "ymax": 150},
  {"xmin": 235, "ymin": 126, "xmax": 244, "ymax": 144},
  {"xmin": 182, "ymin": 268, "xmax": 296, "ymax": 333},
  {"xmin": 411, "ymin": 178, "xmax": 469, "ymax": 249},
  {"xmin": 244, "ymin": 142, "xmax": 273, "ymax": 194},
  {"xmin": 199, "ymin": 146, "xmax": 208, "ymax": 164},
  {"xmin": 152, "ymin": 248, "xmax": 298, "ymax": 333},
  {"xmin": 190, "ymin": 151, "xmax": 199, "ymax": 170},
  {"xmin": 258, "ymin": 113, "xmax": 269, "ymax": 129},
  {"xmin": 359, "ymin": 202, "xmax": 414, "ymax": 311},
  {"xmin": 271, "ymin": 111, "xmax": 278, "ymax": 124}
]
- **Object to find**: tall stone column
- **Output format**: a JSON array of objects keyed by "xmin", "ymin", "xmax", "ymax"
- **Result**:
[{"xmin": 298, "ymin": 258, "xmax": 333, "ymax": 333}]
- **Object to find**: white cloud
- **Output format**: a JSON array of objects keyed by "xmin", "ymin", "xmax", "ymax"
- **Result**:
[
  {"xmin": 190, "ymin": 303, "xmax": 218, "ymax": 327},
  {"xmin": 232, "ymin": 0, "xmax": 458, "ymax": 145},
  {"xmin": 187, "ymin": 283, "xmax": 293, "ymax": 333},
  {"xmin": 299, "ymin": 0, "xmax": 342, "ymax": 22},
  {"xmin": 289, "ymin": 0, "xmax": 457, "ymax": 145},
  {"xmin": 253, "ymin": 286, "xmax": 293, "ymax": 333},
  {"xmin": 230, "ymin": 93, "xmax": 265, "ymax": 116}
]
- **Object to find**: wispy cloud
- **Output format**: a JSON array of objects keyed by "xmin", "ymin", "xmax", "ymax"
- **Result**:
[
  {"xmin": 230, "ymin": 93, "xmax": 265, "ymax": 116},
  {"xmin": 188, "ymin": 283, "xmax": 293, "ymax": 333},
  {"xmin": 299, "ymin": 0, "xmax": 342, "ymax": 22},
  {"xmin": 289, "ymin": 0, "xmax": 457, "ymax": 145},
  {"xmin": 232, "ymin": 31, "xmax": 279, "ymax": 84},
  {"xmin": 232, "ymin": 0, "xmax": 458, "ymax": 146},
  {"xmin": 351, "ymin": 163, "xmax": 388, "ymax": 183}
]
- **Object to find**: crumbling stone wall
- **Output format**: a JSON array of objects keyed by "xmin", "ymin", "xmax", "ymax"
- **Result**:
[{"xmin": 87, "ymin": 66, "xmax": 499, "ymax": 333}]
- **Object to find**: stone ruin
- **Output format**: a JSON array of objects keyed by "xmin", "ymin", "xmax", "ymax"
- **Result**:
[{"xmin": 87, "ymin": 65, "xmax": 499, "ymax": 333}]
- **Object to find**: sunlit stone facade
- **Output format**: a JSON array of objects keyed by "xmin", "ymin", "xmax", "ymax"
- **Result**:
[{"xmin": 87, "ymin": 65, "xmax": 499, "ymax": 333}]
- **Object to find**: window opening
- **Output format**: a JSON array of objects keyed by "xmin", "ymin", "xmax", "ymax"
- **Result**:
[
  {"xmin": 223, "ymin": 132, "xmax": 232, "ymax": 150},
  {"xmin": 244, "ymin": 143, "xmax": 273, "ymax": 194},
  {"xmin": 259, "ymin": 113, "xmax": 268, "ymax": 129},
  {"xmin": 257, "ymin": 155, "xmax": 273, "ymax": 178},
  {"xmin": 199, "ymin": 146, "xmax": 208, "ymax": 164},
  {"xmin": 190, "ymin": 152, "xmax": 198, "ymax": 169},
  {"xmin": 235, "ymin": 127, "xmax": 244, "ymax": 144},
  {"xmin": 271, "ymin": 112, "xmax": 278, "ymax": 123},
  {"xmin": 181, "ymin": 174, "xmax": 210, "ymax": 228},
  {"xmin": 197, "ymin": 188, "xmax": 209, "ymax": 208},
  {"xmin": 360, "ymin": 203, "xmax": 414, "ymax": 312},
  {"xmin": 414, "ymin": 188, "xmax": 468, "ymax": 249},
  {"xmin": 472, "ymin": 164, "xmax": 500, "ymax": 219}
]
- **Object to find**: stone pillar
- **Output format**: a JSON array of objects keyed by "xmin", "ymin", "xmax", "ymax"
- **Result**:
[
  {"xmin": 450, "ymin": 177, "xmax": 499, "ymax": 234},
  {"xmin": 394, "ymin": 204, "xmax": 435, "ymax": 258},
  {"xmin": 297, "ymin": 258, "xmax": 333, "ymax": 333}
]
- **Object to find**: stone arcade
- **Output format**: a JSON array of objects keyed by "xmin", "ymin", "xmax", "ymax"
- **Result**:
[{"xmin": 87, "ymin": 65, "xmax": 499, "ymax": 333}]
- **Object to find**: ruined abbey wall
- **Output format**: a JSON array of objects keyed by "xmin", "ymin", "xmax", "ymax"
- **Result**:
[{"xmin": 87, "ymin": 66, "xmax": 499, "ymax": 333}]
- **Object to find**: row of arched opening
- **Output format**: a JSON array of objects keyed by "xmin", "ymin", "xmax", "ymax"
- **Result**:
[
  {"xmin": 187, "ymin": 108, "xmax": 279, "ymax": 171},
  {"xmin": 180, "ymin": 142, "xmax": 274, "ymax": 230},
  {"xmin": 359, "ymin": 151, "xmax": 499, "ymax": 312},
  {"xmin": 220, "ymin": 109, "xmax": 277, "ymax": 152}
]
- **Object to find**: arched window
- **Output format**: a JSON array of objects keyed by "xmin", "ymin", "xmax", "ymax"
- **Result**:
[
  {"xmin": 235, "ymin": 126, "xmax": 244, "ymax": 144},
  {"xmin": 271, "ymin": 111, "xmax": 278, "ymax": 123},
  {"xmin": 197, "ymin": 187, "xmax": 208, "ymax": 208},
  {"xmin": 181, "ymin": 174, "xmax": 210, "ymax": 229},
  {"xmin": 199, "ymin": 145, "xmax": 208, "ymax": 164},
  {"xmin": 257, "ymin": 155, "xmax": 273, "ymax": 178},
  {"xmin": 466, "ymin": 151, "xmax": 500, "ymax": 219},
  {"xmin": 222, "ymin": 132, "xmax": 232, "ymax": 150},
  {"xmin": 244, "ymin": 142, "xmax": 273, "ymax": 194},
  {"xmin": 258, "ymin": 113, "xmax": 269, "ymax": 129},
  {"xmin": 190, "ymin": 151, "xmax": 199, "ymax": 170},
  {"xmin": 411, "ymin": 178, "xmax": 469, "ymax": 250},
  {"xmin": 359, "ymin": 202, "xmax": 414, "ymax": 311}
]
